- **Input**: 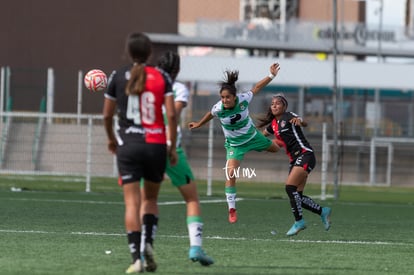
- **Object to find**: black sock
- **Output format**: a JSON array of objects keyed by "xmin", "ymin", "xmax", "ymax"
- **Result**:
[
  {"xmin": 142, "ymin": 214, "xmax": 158, "ymax": 246},
  {"xmin": 298, "ymin": 191, "xmax": 322, "ymax": 215},
  {"xmin": 285, "ymin": 185, "xmax": 303, "ymax": 221},
  {"xmin": 127, "ymin": 231, "xmax": 141, "ymax": 262}
]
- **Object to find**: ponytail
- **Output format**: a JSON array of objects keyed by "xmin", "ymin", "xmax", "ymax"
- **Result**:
[
  {"xmin": 219, "ymin": 70, "xmax": 239, "ymax": 96},
  {"xmin": 126, "ymin": 63, "xmax": 146, "ymax": 95},
  {"xmin": 256, "ymin": 107, "xmax": 274, "ymax": 129}
]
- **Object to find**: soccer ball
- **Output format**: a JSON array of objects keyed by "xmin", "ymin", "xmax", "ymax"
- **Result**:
[{"xmin": 84, "ymin": 69, "xmax": 107, "ymax": 92}]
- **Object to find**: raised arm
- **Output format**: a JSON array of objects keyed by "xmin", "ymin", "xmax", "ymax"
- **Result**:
[
  {"xmin": 188, "ymin": 111, "xmax": 214, "ymax": 130},
  {"xmin": 251, "ymin": 63, "xmax": 281, "ymax": 95}
]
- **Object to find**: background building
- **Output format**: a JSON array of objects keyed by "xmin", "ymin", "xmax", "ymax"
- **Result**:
[
  {"xmin": 0, "ymin": 0, "xmax": 178, "ymax": 113},
  {"xmin": 1, "ymin": 0, "xmax": 413, "ymax": 113}
]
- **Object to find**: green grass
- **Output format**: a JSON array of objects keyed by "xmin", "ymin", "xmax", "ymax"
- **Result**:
[{"xmin": 0, "ymin": 175, "xmax": 413, "ymax": 274}]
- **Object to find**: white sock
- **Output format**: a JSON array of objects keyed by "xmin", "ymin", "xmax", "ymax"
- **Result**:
[
  {"xmin": 226, "ymin": 192, "xmax": 236, "ymax": 209},
  {"xmin": 188, "ymin": 222, "xmax": 203, "ymax": 247}
]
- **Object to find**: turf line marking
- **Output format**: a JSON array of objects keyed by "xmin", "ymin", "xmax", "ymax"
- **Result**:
[
  {"xmin": 1, "ymin": 175, "xmax": 85, "ymax": 182},
  {"xmin": 160, "ymin": 198, "xmax": 243, "ymax": 205},
  {"xmin": 277, "ymin": 239, "xmax": 411, "ymax": 245},
  {"xmin": 1, "ymin": 229, "xmax": 412, "ymax": 246},
  {"xmin": 0, "ymin": 230, "xmax": 56, "ymax": 234},
  {"xmin": 6, "ymin": 197, "xmax": 240, "ymax": 205},
  {"xmin": 8, "ymin": 198, "xmax": 124, "ymax": 205},
  {"xmin": 6, "ymin": 196, "xmax": 412, "ymax": 209}
]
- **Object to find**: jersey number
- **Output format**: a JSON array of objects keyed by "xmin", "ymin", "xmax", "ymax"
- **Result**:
[{"xmin": 126, "ymin": 92, "xmax": 156, "ymax": 125}]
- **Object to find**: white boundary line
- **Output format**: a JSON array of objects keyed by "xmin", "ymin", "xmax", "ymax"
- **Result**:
[
  {"xmin": 0, "ymin": 229, "xmax": 412, "ymax": 246},
  {"xmin": 5, "ymin": 197, "xmax": 242, "ymax": 205},
  {"xmin": 3, "ymin": 196, "xmax": 413, "ymax": 247},
  {"xmin": 4, "ymin": 197, "xmax": 413, "ymax": 209}
]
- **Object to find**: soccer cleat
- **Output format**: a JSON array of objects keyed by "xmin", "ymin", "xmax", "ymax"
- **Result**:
[
  {"xmin": 125, "ymin": 259, "xmax": 143, "ymax": 273},
  {"xmin": 286, "ymin": 219, "xmax": 307, "ymax": 236},
  {"xmin": 189, "ymin": 246, "xmax": 214, "ymax": 266},
  {"xmin": 321, "ymin": 207, "xmax": 332, "ymax": 231},
  {"xmin": 143, "ymin": 243, "xmax": 157, "ymax": 272},
  {"xmin": 228, "ymin": 208, "xmax": 237, "ymax": 223}
]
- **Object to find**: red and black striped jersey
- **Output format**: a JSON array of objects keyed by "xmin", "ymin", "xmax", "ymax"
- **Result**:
[
  {"xmin": 266, "ymin": 111, "xmax": 313, "ymax": 162},
  {"xmin": 105, "ymin": 64, "xmax": 173, "ymax": 144}
]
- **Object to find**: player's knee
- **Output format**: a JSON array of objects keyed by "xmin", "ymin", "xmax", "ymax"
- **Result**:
[{"xmin": 285, "ymin": 185, "xmax": 298, "ymax": 199}]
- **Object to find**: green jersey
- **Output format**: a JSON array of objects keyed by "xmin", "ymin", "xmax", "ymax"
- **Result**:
[{"xmin": 211, "ymin": 91, "xmax": 257, "ymax": 146}]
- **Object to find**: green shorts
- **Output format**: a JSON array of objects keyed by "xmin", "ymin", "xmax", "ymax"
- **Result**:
[
  {"xmin": 225, "ymin": 131, "xmax": 272, "ymax": 161},
  {"xmin": 166, "ymin": 147, "xmax": 195, "ymax": 187}
]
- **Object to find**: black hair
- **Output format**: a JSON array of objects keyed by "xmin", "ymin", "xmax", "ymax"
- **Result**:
[
  {"xmin": 127, "ymin": 32, "xmax": 152, "ymax": 64},
  {"xmin": 256, "ymin": 106, "xmax": 274, "ymax": 129},
  {"xmin": 157, "ymin": 51, "xmax": 180, "ymax": 81},
  {"xmin": 256, "ymin": 93, "xmax": 289, "ymax": 129},
  {"xmin": 219, "ymin": 70, "xmax": 239, "ymax": 96}
]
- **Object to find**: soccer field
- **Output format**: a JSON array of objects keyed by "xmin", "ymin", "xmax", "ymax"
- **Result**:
[{"xmin": 0, "ymin": 176, "xmax": 413, "ymax": 275}]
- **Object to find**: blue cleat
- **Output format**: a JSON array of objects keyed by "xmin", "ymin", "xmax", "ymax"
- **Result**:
[
  {"xmin": 189, "ymin": 246, "xmax": 214, "ymax": 266},
  {"xmin": 286, "ymin": 219, "xmax": 306, "ymax": 236},
  {"xmin": 321, "ymin": 207, "xmax": 332, "ymax": 231}
]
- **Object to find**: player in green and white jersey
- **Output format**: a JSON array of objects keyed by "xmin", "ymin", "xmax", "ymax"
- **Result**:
[
  {"xmin": 189, "ymin": 63, "xmax": 281, "ymax": 223},
  {"xmin": 157, "ymin": 51, "xmax": 213, "ymax": 266}
]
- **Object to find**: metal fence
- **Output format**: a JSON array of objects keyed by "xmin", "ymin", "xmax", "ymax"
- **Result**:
[
  {"xmin": 0, "ymin": 110, "xmax": 413, "ymax": 196},
  {"xmin": 0, "ymin": 112, "xmax": 116, "ymax": 192},
  {"xmin": 2, "ymin": 62, "xmax": 414, "ymax": 193},
  {"xmin": 186, "ymin": 89, "xmax": 414, "ymax": 189}
]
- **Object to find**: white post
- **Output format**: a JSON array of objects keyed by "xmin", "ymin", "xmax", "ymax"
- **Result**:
[
  {"xmin": 206, "ymin": 119, "xmax": 214, "ymax": 196},
  {"xmin": 77, "ymin": 70, "xmax": 83, "ymax": 124},
  {"xmin": 1, "ymin": 66, "xmax": 11, "ymax": 112},
  {"xmin": 321, "ymin": 123, "xmax": 328, "ymax": 200},
  {"xmin": 46, "ymin": 68, "xmax": 54, "ymax": 124},
  {"xmin": 0, "ymin": 67, "xmax": 4, "ymax": 138},
  {"xmin": 377, "ymin": 0, "xmax": 384, "ymax": 62},
  {"xmin": 369, "ymin": 138, "xmax": 376, "ymax": 185},
  {"xmin": 386, "ymin": 143, "xmax": 393, "ymax": 186},
  {"xmin": 370, "ymin": 88, "xmax": 380, "ymax": 185},
  {"xmin": 279, "ymin": 0, "xmax": 286, "ymax": 58},
  {"xmin": 0, "ymin": 67, "xmax": 4, "ymax": 114},
  {"xmin": 85, "ymin": 116, "xmax": 93, "ymax": 192},
  {"xmin": 5, "ymin": 67, "xmax": 11, "ymax": 109},
  {"xmin": 298, "ymin": 86, "xmax": 305, "ymax": 116}
]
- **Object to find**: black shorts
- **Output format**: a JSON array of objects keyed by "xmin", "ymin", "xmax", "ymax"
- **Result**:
[
  {"xmin": 289, "ymin": 151, "xmax": 316, "ymax": 174},
  {"xmin": 117, "ymin": 142, "xmax": 167, "ymax": 184}
]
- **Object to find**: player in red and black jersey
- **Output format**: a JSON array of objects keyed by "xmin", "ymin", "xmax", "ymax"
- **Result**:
[
  {"xmin": 257, "ymin": 93, "xmax": 331, "ymax": 237},
  {"xmin": 103, "ymin": 32, "xmax": 177, "ymax": 273}
]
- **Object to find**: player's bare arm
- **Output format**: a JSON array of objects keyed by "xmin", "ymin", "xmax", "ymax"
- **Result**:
[
  {"xmin": 103, "ymin": 98, "xmax": 117, "ymax": 154},
  {"xmin": 188, "ymin": 111, "xmax": 214, "ymax": 129},
  {"xmin": 290, "ymin": 117, "xmax": 308, "ymax": 127},
  {"xmin": 262, "ymin": 129, "xmax": 270, "ymax": 137}
]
